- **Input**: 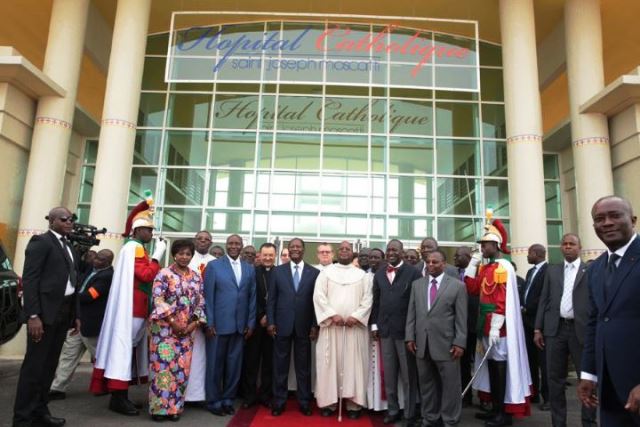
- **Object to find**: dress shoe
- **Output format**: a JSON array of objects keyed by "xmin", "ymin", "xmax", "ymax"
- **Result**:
[
  {"xmin": 539, "ymin": 401, "xmax": 551, "ymax": 411},
  {"xmin": 384, "ymin": 412, "xmax": 401, "ymax": 424},
  {"xmin": 299, "ymin": 405, "xmax": 312, "ymax": 416},
  {"xmin": 47, "ymin": 390, "xmax": 66, "ymax": 401},
  {"xmin": 223, "ymin": 405, "xmax": 235, "ymax": 415},
  {"xmin": 151, "ymin": 415, "xmax": 166, "ymax": 422},
  {"xmin": 485, "ymin": 413, "xmax": 513, "ymax": 427},
  {"xmin": 242, "ymin": 399, "xmax": 256, "ymax": 409},
  {"xmin": 208, "ymin": 407, "xmax": 225, "ymax": 416},
  {"xmin": 347, "ymin": 409, "xmax": 362, "ymax": 420},
  {"xmin": 320, "ymin": 407, "xmax": 335, "ymax": 417},
  {"xmin": 168, "ymin": 414, "xmax": 180, "ymax": 422},
  {"xmin": 34, "ymin": 414, "xmax": 66, "ymax": 427},
  {"xmin": 475, "ymin": 411, "xmax": 496, "ymax": 420},
  {"xmin": 109, "ymin": 394, "xmax": 139, "ymax": 416},
  {"xmin": 271, "ymin": 405, "xmax": 284, "ymax": 416}
]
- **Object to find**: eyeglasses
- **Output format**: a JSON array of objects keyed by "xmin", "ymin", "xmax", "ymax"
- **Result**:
[
  {"xmin": 318, "ymin": 251, "xmax": 332, "ymax": 254},
  {"xmin": 59, "ymin": 215, "xmax": 76, "ymax": 223}
]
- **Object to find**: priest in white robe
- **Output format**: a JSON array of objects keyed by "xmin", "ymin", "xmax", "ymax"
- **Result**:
[
  {"xmin": 313, "ymin": 241, "xmax": 373, "ymax": 420},
  {"xmin": 185, "ymin": 230, "xmax": 216, "ymax": 403}
]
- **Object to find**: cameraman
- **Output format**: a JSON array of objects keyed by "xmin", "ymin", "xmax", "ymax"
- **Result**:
[{"xmin": 49, "ymin": 249, "xmax": 114, "ymax": 400}]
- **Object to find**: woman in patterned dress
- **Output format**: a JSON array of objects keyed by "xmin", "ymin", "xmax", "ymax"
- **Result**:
[{"xmin": 148, "ymin": 239, "xmax": 207, "ymax": 422}]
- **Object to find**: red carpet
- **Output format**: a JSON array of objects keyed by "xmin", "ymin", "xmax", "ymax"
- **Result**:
[{"xmin": 228, "ymin": 402, "xmax": 386, "ymax": 427}]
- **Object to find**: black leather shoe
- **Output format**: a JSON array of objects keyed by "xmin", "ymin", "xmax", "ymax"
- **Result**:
[
  {"xmin": 299, "ymin": 405, "xmax": 312, "ymax": 416},
  {"xmin": 34, "ymin": 414, "xmax": 66, "ymax": 427},
  {"xmin": 48, "ymin": 390, "xmax": 66, "ymax": 401},
  {"xmin": 223, "ymin": 405, "xmax": 235, "ymax": 415},
  {"xmin": 384, "ymin": 412, "xmax": 401, "ymax": 424},
  {"xmin": 109, "ymin": 395, "xmax": 139, "ymax": 416},
  {"xmin": 539, "ymin": 401, "xmax": 551, "ymax": 411},
  {"xmin": 320, "ymin": 407, "xmax": 335, "ymax": 417},
  {"xmin": 347, "ymin": 409, "xmax": 362, "ymax": 420},
  {"xmin": 271, "ymin": 405, "xmax": 284, "ymax": 416},
  {"xmin": 208, "ymin": 407, "xmax": 225, "ymax": 416},
  {"xmin": 242, "ymin": 399, "xmax": 256, "ymax": 409},
  {"xmin": 168, "ymin": 414, "xmax": 180, "ymax": 422},
  {"xmin": 151, "ymin": 415, "xmax": 166, "ymax": 422}
]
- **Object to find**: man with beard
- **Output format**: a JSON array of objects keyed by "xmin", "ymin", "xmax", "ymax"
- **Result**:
[
  {"xmin": 314, "ymin": 241, "xmax": 373, "ymax": 419},
  {"xmin": 242, "ymin": 243, "xmax": 277, "ymax": 408},
  {"xmin": 268, "ymin": 238, "xmax": 320, "ymax": 416},
  {"xmin": 371, "ymin": 240, "xmax": 421, "ymax": 425}
]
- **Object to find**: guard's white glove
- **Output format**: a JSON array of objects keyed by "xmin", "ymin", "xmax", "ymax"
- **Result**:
[
  {"xmin": 151, "ymin": 238, "xmax": 167, "ymax": 261},
  {"xmin": 465, "ymin": 251, "xmax": 482, "ymax": 278},
  {"xmin": 489, "ymin": 313, "xmax": 505, "ymax": 347}
]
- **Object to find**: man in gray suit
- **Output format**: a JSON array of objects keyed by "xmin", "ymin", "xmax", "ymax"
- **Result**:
[
  {"xmin": 406, "ymin": 250, "xmax": 467, "ymax": 426},
  {"xmin": 534, "ymin": 233, "xmax": 597, "ymax": 427},
  {"xmin": 415, "ymin": 237, "xmax": 458, "ymax": 279}
]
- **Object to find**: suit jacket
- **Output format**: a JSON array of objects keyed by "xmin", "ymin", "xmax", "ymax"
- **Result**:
[
  {"xmin": 267, "ymin": 261, "xmax": 320, "ymax": 337},
  {"xmin": 520, "ymin": 262, "xmax": 548, "ymax": 329},
  {"xmin": 21, "ymin": 230, "xmax": 79, "ymax": 325},
  {"xmin": 582, "ymin": 235, "xmax": 640, "ymax": 404},
  {"xmin": 415, "ymin": 261, "xmax": 458, "ymax": 279},
  {"xmin": 204, "ymin": 256, "xmax": 256, "ymax": 335},
  {"xmin": 254, "ymin": 265, "xmax": 272, "ymax": 323},
  {"xmin": 534, "ymin": 261, "xmax": 590, "ymax": 344},
  {"xmin": 370, "ymin": 263, "xmax": 421, "ymax": 340},
  {"xmin": 406, "ymin": 275, "xmax": 468, "ymax": 361},
  {"xmin": 77, "ymin": 266, "xmax": 113, "ymax": 337}
]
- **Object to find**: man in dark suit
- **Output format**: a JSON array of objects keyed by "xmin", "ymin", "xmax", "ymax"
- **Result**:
[
  {"xmin": 520, "ymin": 243, "xmax": 549, "ymax": 408},
  {"xmin": 370, "ymin": 239, "xmax": 421, "ymax": 425},
  {"xmin": 13, "ymin": 207, "xmax": 81, "ymax": 427},
  {"xmin": 579, "ymin": 196, "xmax": 640, "ymax": 426},
  {"xmin": 267, "ymin": 238, "xmax": 320, "ymax": 416},
  {"xmin": 415, "ymin": 237, "xmax": 458, "ymax": 278},
  {"xmin": 534, "ymin": 233, "xmax": 596, "ymax": 427},
  {"xmin": 406, "ymin": 249, "xmax": 468, "ymax": 426},
  {"xmin": 49, "ymin": 249, "xmax": 114, "ymax": 400},
  {"xmin": 204, "ymin": 234, "xmax": 256, "ymax": 416},
  {"xmin": 241, "ymin": 243, "xmax": 276, "ymax": 408}
]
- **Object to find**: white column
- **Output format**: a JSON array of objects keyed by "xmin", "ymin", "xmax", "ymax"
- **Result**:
[
  {"xmin": 565, "ymin": 0, "xmax": 614, "ymax": 259},
  {"xmin": 88, "ymin": 0, "xmax": 152, "ymax": 252},
  {"xmin": 499, "ymin": 0, "xmax": 548, "ymax": 272},
  {"xmin": 14, "ymin": 0, "xmax": 90, "ymax": 272}
]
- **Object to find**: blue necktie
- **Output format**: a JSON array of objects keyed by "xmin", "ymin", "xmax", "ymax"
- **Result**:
[{"xmin": 293, "ymin": 265, "xmax": 300, "ymax": 292}]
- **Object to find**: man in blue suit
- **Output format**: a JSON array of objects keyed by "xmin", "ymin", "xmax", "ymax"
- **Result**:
[
  {"xmin": 579, "ymin": 195, "xmax": 640, "ymax": 426},
  {"xmin": 204, "ymin": 234, "xmax": 256, "ymax": 416},
  {"xmin": 267, "ymin": 238, "xmax": 320, "ymax": 416}
]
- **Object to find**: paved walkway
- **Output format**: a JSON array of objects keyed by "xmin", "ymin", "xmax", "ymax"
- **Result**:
[{"xmin": 0, "ymin": 358, "xmax": 589, "ymax": 426}]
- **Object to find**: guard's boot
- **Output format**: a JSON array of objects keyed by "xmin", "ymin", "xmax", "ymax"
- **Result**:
[
  {"xmin": 475, "ymin": 360, "xmax": 498, "ymax": 421},
  {"xmin": 109, "ymin": 390, "xmax": 139, "ymax": 416},
  {"xmin": 485, "ymin": 361, "xmax": 512, "ymax": 427}
]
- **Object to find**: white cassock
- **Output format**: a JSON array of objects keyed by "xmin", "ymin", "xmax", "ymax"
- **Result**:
[
  {"xmin": 313, "ymin": 263, "xmax": 373, "ymax": 408},
  {"xmin": 185, "ymin": 252, "xmax": 215, "ymax": 402}
]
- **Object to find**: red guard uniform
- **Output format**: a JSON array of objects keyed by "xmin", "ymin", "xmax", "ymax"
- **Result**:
[
  {"xmin": 465, "ymin": 262, "xmax": 507, "ymax": 339},
  {"xmin": 132, "ymin": 244, "xmax": 160, "ymax": 319}
]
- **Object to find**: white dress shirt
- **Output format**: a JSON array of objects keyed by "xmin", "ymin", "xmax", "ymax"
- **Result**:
[
  {"xmin": 50, "ymin": 229, "xmax": 75, "ymax": 296},
  {"xmin": 290, "ymin": 260, "xmax": 305, "ymax": 278},
  {"xmin": 386, "ymin": 261, "xmax": 403, "ymax": 283}
]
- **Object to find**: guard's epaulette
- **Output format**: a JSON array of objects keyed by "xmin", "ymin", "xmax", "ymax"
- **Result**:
[
  {"xmin": 494, "ymin": 263, "xmax": 507, "ymax": 284},
  {"xmin": 134, "ymin": 244, "xmax": 145, "ymax": 258}
]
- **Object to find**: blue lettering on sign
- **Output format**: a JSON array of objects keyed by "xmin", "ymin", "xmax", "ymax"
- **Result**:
[{"xmin": 176, "ymin": 25, "xmax": 311, "ymax": 72}]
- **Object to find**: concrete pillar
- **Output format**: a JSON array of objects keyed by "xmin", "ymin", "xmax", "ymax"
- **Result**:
[
  {"xmin": 14, "ymin": 0, "xmax": 90, "ymax": 273},
  {"xmin": 88, "ymin": 0, "xmax": 152, "ymax": 251},
  {"xmin": 499, "ymin": 0, "xmax": 548, "ymax": 272},
  {"xmin": 565, "ymin": 0, "xmax": 614, "ymax": 259}
]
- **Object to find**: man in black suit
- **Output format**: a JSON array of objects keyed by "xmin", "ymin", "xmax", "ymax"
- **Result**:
[
  {"xmin": 267, "ymin": 238, "xmax": 320, "ymax": 416},
  {"xmin": 415, "ymin": 237, "xmax": 458, "ymax": 278},
  {"xmin": 49, "ymin": 249, "xmax": 114, "ymax": 400},
  {"xmin": 534, "ymin": 233, "xmax": 596, "ymax": 427},
  {"xmin": 13, "ymin": 207, "xmax": 81, "ymax": 427},
  {"xmin": 371, "ymin": 239, "xmax": 421, "ymax": 425},
  {"xmin": 241, "ymin": 243, "xmax": 276, "ymax": 408},
  {"xmin": 520, "ymin": 243, "xmax": 549, "ymax": 409},
  {"xmin": 579, "ymin": 196, "xmax": 640, "ymax": 426}
]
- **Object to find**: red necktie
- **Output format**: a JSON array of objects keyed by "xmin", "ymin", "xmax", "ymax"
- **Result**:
[{"xmin": 429, "ymin": 279, "xmax": 438, "ymax": 308}]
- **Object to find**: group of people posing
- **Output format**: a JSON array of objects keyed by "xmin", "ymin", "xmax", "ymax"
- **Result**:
[{"xmin": 12, "ymin": 194, "xmax": 640, "ymax": 427}]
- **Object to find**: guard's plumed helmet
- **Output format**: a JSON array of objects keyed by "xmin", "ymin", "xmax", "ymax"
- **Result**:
[
  {"xmin": 477, "ymin": 208, "xmax": 510, "ymax": 254},
  {"xmin": 122, "ymin": 190, "xmax": 155, "ymax": 237}
]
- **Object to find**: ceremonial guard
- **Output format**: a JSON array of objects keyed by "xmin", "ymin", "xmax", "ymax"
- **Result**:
[{"xmin": 464, "ymin": 210, "xmax": 531, "ymax": 427}]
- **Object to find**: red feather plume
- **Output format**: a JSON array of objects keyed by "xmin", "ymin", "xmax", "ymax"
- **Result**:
[
  {"xmin": 121, "ymin": 200, "xmax": 150, "ymax": 237},
  {"xmin": 492, "ymin": 219, "xmax": 510, "ymax": 254}
]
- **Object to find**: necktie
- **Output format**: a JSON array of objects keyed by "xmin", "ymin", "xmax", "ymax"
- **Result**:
[
  {"xmin": 293, "ymin": 264, "xmax": 300, "ymax": 292},
  {"xmin": 604, "ymin": 253, "xmax": 620, "ymax": 297},
  {"xmin": 60, "ymin": 237, "xmax": 77, "ymax": 287},
  {"xmin": 386, "ymin": 265, "xmax": 398, "ymax": 274},
  {"xmin": 429, "ymin": 279, "xmax": 438, "ymax": 309},
  {"xmin": 560, "ymin": 263, "xmax": 574, "ymax": 317},
  {"xmin": 458, "ymin": 268, "xmax": 465, "ymax": 281},
  {"xmin": 232, "ymin": 260, "xmax": 241, "ymax": 285},
  {"xmin": 524, "ymin": 266, "xmax": 536, "ymax": 302}
]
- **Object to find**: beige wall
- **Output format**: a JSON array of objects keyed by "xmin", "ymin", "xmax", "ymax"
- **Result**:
[{"xmin": 610, "ymin": 103, "xmax": 640, "ymax": 210}]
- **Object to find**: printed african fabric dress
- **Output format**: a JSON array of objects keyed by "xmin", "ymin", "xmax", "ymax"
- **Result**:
[{"xmin": 148, "ymin": 265, "xmax": 206, "ymax": 415}]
